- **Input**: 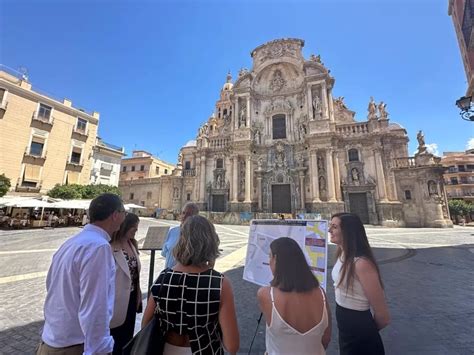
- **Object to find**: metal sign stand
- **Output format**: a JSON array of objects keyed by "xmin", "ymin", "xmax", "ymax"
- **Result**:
[{"xmin": 140, "ymin": 226, "xmax": 170, "ymax": 296}]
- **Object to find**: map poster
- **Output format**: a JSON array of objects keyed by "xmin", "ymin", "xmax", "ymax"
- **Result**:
[{"xmin": 242, "ymin": 219, "xmax": 328, "ymax": 290}]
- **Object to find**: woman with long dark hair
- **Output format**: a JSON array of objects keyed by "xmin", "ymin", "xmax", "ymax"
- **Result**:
[
  {"xmin": 257, "ymin": 237, "xmax": 331, "ymax": 355},
  {"xmin": 330, "ymin": 213, "xmax": 390, "ymax": 355},
  {"xmin": 109, "ymin": 213, "xmax": 142, "ymax": 355}
]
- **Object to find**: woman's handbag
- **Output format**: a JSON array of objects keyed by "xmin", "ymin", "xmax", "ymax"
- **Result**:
[
  {"xmin": 122, "ymin": 314, "xmax": 165, "ymax": 355},
  {"xmin": 123, "ymin": 280, "xmax": 166, "ymax": 355}
]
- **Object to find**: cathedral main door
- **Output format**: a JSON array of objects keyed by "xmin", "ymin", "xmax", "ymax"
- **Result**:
[
  {"xmin": 271, "ymin": 184, "xmax": 291, "ymax": 213},
  {"xmin": 349, "ymin": 193, "xmax": 369, "ymax": 224}
]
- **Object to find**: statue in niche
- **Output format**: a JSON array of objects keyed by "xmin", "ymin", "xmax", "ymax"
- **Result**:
[
  {"xmin": 428, "ymin": 180, "xmax": 438, "ymax": 196},
  {"xmin": 312, "ymin": 94, "xmax": 322, "ymax": 119},
  {"xmin": 319, "ymin": 176, "xmax": 326, "ymax": 192},
  {"xmin": 253, "ymin": 128, "xmax": 262, "ymax": 145},
  {"xmin": 367, "ymin": 96, "xmax": 377, "ymax": 120},
  {"xmin": 298, "ymin": 123, "xmax": 307, "ymax": 140},
  {"xmin": 417, "ymin": 130, "xmax": 426, "ymax": 153},
  {"xmin": 257, "ymin": 157, "xmax": 264, "ymax": 170},
  {"xmin": 351, "ymin": 168, "xmax": 360, "ymax": 182},
  {"xmin": 378, "ymin": 101, "xmax": 388, "ymax": 119},
  {"xmin": 216, "ymin": 175, "xmax": 222, "ymax": 188},
  {"xmin": 239, "ymin": 105, "xmax": 247, "ymax": 127},
  {"xmin": 275, "ymin": 143, "xmax": 286, "ymax": 168},
  {"xmin": 317, "ymin": 156, "xmax": 324, "ymax": 171}
]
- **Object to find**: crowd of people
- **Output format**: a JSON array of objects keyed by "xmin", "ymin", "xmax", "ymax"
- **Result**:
[
  {"xmin": 0, "ymin": 209, "xmax": 88, "ymax": 229},
  {"xmin": 36, "ymin": 193, "xmax": 390, "ymax": 355}
]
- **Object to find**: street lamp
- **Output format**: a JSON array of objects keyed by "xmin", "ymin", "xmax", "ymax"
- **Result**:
[{"xmin": 455, "ymin": 96, "xmax": 474, "ymax": 121}]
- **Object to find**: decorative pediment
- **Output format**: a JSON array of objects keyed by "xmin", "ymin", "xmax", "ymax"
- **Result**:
[{"xmin": 264, "ymin": 98, "xmax": 294, "ymax": 116}]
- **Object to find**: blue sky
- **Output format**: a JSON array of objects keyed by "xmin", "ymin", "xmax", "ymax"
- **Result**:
[{"xmin": 2, "ymin": 0, "xmax": 472, "ymax": 163}]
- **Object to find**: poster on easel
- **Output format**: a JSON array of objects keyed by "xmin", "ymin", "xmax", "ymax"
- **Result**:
[{"xmin": 243, "ymin": 219, "xmax": 328, "ymax": 290}]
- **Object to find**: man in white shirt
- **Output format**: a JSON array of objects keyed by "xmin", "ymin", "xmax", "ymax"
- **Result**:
[{"xmin": 37, "ymin": 193, "xmax": 126, "ymax": 355}]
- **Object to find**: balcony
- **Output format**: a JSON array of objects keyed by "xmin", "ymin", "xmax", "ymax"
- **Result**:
[
  {"xmin": 182, "ymin": 168, "xmax": 196, "ymax": 177},
  {"xmin": 209, "ymin": 138, "xmax": 230, "ymax": 149},
  {"xmin": 23, "ymin": 147, "xmax": 47, "ymax": 162},
  {"xmin": 15, "ymin": 178, "xmax": 42, "ymax": 193},
  {"xmin": 394, "ymin": 157, "xmax": 416, "ymax": 168},
  {"xmin": 72, "ymin": 126, "xmax": 89, "ymax": 139},
  {"xmin": 336, "ymin": 122, "xmax": 370, "ymax": 136},
  {"xmin": 31, "ymin": 111, "xmax": 54, "ymax": 127},
  {"xmin": 66, "ymin": 156, "xmax": 84, "ymax": 168}
]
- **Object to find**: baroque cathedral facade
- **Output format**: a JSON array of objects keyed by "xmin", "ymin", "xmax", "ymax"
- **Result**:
[{"xmin": 121, "ymin": 38, "xmax": 452, "ymax": 227}]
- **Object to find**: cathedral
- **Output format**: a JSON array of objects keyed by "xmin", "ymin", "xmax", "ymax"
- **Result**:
[{"xmin": 121, "ymin": 38, "xmax": 452, "ymax": 227}]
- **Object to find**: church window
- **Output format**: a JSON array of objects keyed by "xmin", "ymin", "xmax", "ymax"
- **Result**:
[
  {"xmin": 130, "ymin": 193, "xmax": 134, "ymax": 200},
  {"xmin": 223, "ymin": 109, "xmax": 227, "ymax": 116},
  {"xmin": 131, "ymin": 166, "xmax": 135, "ymax": 172},
  {"xmin": 272, "ymin": 114, "xmax": 286, "ymax": 139},
  {"xmin": 122, "ymin": 166, "xmax": 126, "ymax": 172},
  {"xmin": 185, "ymin": 161, "xmax": 191, "ymax": 170},
  {"xmin": 216, "ymin": 158, "xmax": 223, "ymax": 169},
  {"xmin": 348, "ymin": 149, "xmax": 359, "ymax": 162},
  {"xmin": 404, "ymin": 190, "xmax": 411, "ymax": 200},
  {"xmin": 186, "ymin": 193, "xmax": 191, "ymax": 201}
]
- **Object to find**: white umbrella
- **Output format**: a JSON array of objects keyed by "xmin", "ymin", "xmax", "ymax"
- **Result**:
[
  {"xmin": 50, "ymin": 199, "xmax": 92, "ymax": 210},
  {"xmin": 124, "ymin": 203, "xmax": 147, "ymax": 211},
  {"xmin": 4, "ymin": 198, "xmax": 52, "ymax": 208}
]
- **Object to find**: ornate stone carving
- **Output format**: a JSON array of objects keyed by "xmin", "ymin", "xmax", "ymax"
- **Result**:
[
  {"xmin": 334, "ymin": 96, "xmax": 347, "ymax": 110},
  {"xmin": 264, "ymin": 98, "xmax": 293, "ymax": 116},
  {"xmin": 269, "ymin": 69, "xmax": 286, "ymax": 92},
  {"xmin": 367, "ymin": 96, "xmax": 377, "ymax": 120},
  {"xmin": 378, "ymin": 101, "xmax": 388, "ymax": 119},
  {"xmin": 416, "ymin": 130, "xmax": 427, "ymax": 154}
]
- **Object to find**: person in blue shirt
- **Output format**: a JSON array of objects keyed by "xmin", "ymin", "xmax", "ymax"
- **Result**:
[{"xmin": 161, "ymin": 202, "xmax": 199, "ymax": 269}]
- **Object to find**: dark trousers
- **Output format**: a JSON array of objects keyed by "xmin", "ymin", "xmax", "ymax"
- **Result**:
[
  {"xmin": 111, "ymin": 289, "xmax": 138, "ymax": 355},
  {"xmin": 336, "ymin": 304, "xmax": 385, "ymax": 355}
]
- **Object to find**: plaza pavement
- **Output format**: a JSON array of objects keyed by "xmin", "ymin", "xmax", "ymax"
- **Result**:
[{"xmin": 0, "ymin": 219, "xmax": 473, "ymax": 354}]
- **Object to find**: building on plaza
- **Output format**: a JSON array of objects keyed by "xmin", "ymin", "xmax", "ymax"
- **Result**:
[
  {"xmin": 89, "ymin": 137, "xmax": 125, "ymax": 186},
  {"xmin": 449, "ymin": 0, "xmax": 474, "ymax": 97},
  {"xmin": 119, "ymin": 39, "xmax": 452, "ymax": 227},
  {"xmin": 0, "ymin": 66, "xmax": 99, "ymax": 195},
  {"xmin": 441, "ymin": 149, "xmax": 474, "ymax": 203},
  {"xmin": 119, "ymin": 150, "xmax": 175, "ymax": 182}
]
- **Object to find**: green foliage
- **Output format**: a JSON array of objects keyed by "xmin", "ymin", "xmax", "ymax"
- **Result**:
[
  {"xmin": 448, "ymin": 199, "xmax": 471, "ymax": 217},
  {"xmin": 0, "ymin": 174, "xmax": 11, "ymax": 197},
  {"xmin": 47, "ymin": 184, "xmax": 121, "ymax": 199}
]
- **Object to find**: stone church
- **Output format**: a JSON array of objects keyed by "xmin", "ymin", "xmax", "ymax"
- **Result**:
[{"xmin": 121, "ymin": 38, "xmax": 452, "ymax": 227}]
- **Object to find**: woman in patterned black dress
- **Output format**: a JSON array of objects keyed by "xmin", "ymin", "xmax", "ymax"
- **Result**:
[{"xmin": 142, "ymin": 215, "xmax": 240, "ymax": 355}]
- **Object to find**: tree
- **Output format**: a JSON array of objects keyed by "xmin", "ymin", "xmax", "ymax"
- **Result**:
[
  {"xmin": 48, "ymin": 184, "xmax": 121, "ymax": 199},
  {"xmin": 448, "ymin": 199, "xmax": 470, "ymax": 221},
  {"xmin": 0, "ymin": 174, "xmax": 11, "ymax": 197}
]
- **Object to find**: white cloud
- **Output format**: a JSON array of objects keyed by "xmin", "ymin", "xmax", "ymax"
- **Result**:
[
  {"xmin": 425, "ymin": 143, "xmax": 439, "ymax": 156},
  {"xmin": 466, "ymin": 138, "xmax": 474, "ymax": 150}
]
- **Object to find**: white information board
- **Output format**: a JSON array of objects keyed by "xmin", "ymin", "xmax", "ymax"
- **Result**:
[{"xmin": 243, "ymin": 219, "xmax": 329, "ymax": 290}]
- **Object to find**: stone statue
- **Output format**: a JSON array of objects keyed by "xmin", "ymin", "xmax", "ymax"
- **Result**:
[
  {"xmin": 378, "ymin": 101, "xmax": 388, "ymax": 119},
  {"xmin": 319, "ymin": 176, "xmax": 326, "ymax": 192},
  {"xmin": 309, "ymin": 54, "xmax": 322, "ymax": 63},
  {"xmin": 239, "ymin": 67, "xmax": 249, "ymax": 77},
  {"xmin": 351, "ymin": 168, "xmax": 360, "ymax": 182},
  {"xmin": 216, "ymin": 175, "xmax": 222, "ymax": 188},
  {"xmin": 317, "ymin": 156, "xmax": 324, "ymax": 171},
  {"xmin": 253, "ymin": 128, "xmax": 262, "ymax": 145},
  {"xmin": 257, "ymin": 157, "xmax": 264, "ymax": 170},
  {"xmin": 368, "ymin": 96, "xmax": 377, "ymax": 120},
  {"xmin": 177, "ymin": 152, "xmax": 183, "ymax": 166},
  {"xmin": 239, "ymin": 106, "xmax": 247, "ymax": 127},
  {"xmin": 417, "ymin": 130, "xmax": 427, "ymax": 153},
  {"xmin": 334, "ymin": 96, "xmax": 347, "ymax": 110},
  {"xmin": 299, "ymin": 123, "xmax": 307, "ymax": 140},
  {"xmin": 312, "ymin": 95, "xmax": 322, "ymax": 119}
]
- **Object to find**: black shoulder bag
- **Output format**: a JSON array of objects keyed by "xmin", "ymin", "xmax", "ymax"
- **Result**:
[{"xmin": 123, "ymin": 281, "xmax": 166, "ymax": 355}]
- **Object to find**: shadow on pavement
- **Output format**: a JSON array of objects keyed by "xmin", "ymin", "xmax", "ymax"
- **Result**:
[{"xmin": 1, "ymin": 243, "xmax": 473, "ymax": 355}]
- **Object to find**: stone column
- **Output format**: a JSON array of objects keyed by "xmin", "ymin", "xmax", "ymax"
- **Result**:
[
  {"xmin": 199, "ymin": 156, "xmax": 206, "ymax": 202},
  {"xmin": 333, "ymin": 150, "xmax": 341, "ymax": 201},
  {"xmin": 246, "ymin": 96, "xmax": 251, "ymax": 127},
  {"xmin": 328, "ymin": 90, "xmax": 335, "ymax": 122},
  {"xmin": 232, "ymin": 156, "xmax": 238, "ymax": 202},
  {"xmin": 326, "ymin": 149, "xmax": 337, "ymax": 202},
  {"xmin": 234, "ymin": 98, "xmax": 239, "ymax": 130},
  {"xmin": 244, "ymin": 155, "xmax": 251, "ymax": 203},
  {"xmin": 311, "ymin": 151, "xmax": 320, "ymax": 202},
  {"xmin": 374, "ymin": 148, "xmax": 388, "ymax": 202},
  {"xmin": 307, "ymin": 86, "xmax": 314, "ymax": 120},
  {"xmin": 321, "ymin": 82, "xmax": 328, "ymax": 119},
  {"xmin": 257, "ymin": 174, "xmax": 263, "ymax": 210},
  {"xmin": 299, "ymin": 173, "xmax": 305, "ymax": 210}
]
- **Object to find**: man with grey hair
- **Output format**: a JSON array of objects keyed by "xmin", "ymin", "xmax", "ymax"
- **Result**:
[{"xmin": 161, "ymin": 202, "xmax": 199, "ymax": 269}]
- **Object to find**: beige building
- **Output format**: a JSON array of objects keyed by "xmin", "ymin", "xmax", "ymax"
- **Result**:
[
  {"xmin": 119, "ymin": 39, "xmax": 452, "ymax": 227},
  {"xmin": 441, "ymin": 149, "xmax": 474, "ymax": 202},
  {"xmin": 120, "ymin": 150, "xmax": 175, "ymax": 182},
  {"xmin": 0, "ymin": 66, "xmax": 99, "ymax": 195}
]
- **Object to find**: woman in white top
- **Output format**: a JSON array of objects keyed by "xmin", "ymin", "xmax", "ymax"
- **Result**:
[
  {"xmin": 330, "ymin": 213, "xmax": 390, "ymax": 355},
  {"xmin": 257, "ymin": 237, "xmax": 332, "ymax": 355}
]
